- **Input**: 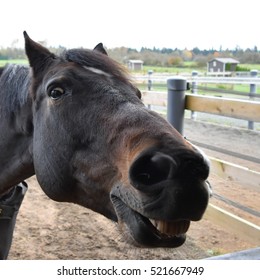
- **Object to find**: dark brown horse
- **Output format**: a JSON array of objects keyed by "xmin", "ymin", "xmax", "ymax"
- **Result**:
[{"xmin": 0, "ymin": 32, "xmax": 211, "ymax": 258}]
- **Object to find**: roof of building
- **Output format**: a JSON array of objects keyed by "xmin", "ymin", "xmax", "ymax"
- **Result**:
[
  {"xmin": 127, "ymin": 60, "xmax": 144, "ymax": 64},
  {"xmin": 209, "ymin": 58, "xmax": 240, "ymax": 64}
]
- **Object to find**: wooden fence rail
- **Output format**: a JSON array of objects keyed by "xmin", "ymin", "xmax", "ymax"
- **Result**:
[
  {"xmin": 209, "ymin": 157, "xmax": 260, "ymax": 192},
  {"xmin": 141, "ymin": 91, "xmax": 260, "ymax": 122},
  {"xmin": 186, "ymin": 94, "xmax": 260, "ymax": 122},
  {"xmin": 208, "ymin": 157, "xmax": 260, "ymax": 247},
  {"xmin": 205, "ymin": 204, "xmax": 260, "ymax": 246}
]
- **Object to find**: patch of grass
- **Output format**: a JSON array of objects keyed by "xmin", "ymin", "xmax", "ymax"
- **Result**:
[
  {"xmin": 240, "ymin": 64, "xmax": 260, "ymax": 71},
  {"xmin": 132, "ymin": 63, "xmax": 260, "ymax": 75},
  {"xmin": 0, "ymin": 59, "xmax": 28, "ymax": 67},
  {"xmin": 207, "ymin": 248, "xmax": 226, "ymax": 257},
  {"xmin": 200, "ymin": 83, "xmax": 260, "ymax": 95},
  {"xmin": 136, "ymin": 63, "xmax": 206, "ymax": 75}
]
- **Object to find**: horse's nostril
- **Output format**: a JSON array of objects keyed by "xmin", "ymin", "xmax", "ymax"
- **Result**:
[{"xmin": 130, "ymin": 152, "xmax": 177, "ymax": 188}]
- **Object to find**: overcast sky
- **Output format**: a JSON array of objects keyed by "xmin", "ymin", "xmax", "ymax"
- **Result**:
[{"xmin": 1, "ymin": 0, "xmax": 260, "ymax": 50}]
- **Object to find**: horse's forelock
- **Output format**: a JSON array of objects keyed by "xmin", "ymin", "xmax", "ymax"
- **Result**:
[{"xmin": 62, "ymin": 48, "xmax": 131, "ymax": 83}]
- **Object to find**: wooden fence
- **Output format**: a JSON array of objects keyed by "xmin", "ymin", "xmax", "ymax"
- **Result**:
[
  {"xmin": 205, "ymin": 157, "xmax": 260, "ymax": 246},
  {"xmin": 142, "ymin": 91, "xmax": 260, "ymax": 122},
  {"xmin": 141, "ymin": 88, "xmax": 260, "ymax": 250},
  {"xmin": 186, "ymin": 94, "xmax": 260, "ymax": 121}
]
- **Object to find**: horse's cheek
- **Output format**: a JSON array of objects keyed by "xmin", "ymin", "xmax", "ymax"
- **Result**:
[{"xmin": 32, "ymin": 123, "xmax": 72, "ymax": 200}]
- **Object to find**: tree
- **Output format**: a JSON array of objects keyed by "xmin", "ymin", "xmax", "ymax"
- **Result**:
[
  {"xmin": 182, "ymin": 49, "xmax": 193, "ymax": 61},
  {"xmin": 167, "ymin": 56, "xmax": 183, "ymax": 66}
]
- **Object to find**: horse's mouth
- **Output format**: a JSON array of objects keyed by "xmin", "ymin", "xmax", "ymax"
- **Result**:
[{"xmin": 110, "ymin": 192, "xmax": 190, "ymax": 248}]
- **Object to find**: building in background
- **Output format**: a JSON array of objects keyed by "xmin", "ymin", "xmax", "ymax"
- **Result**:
[
  {"xmin": 207, "ymin": 58, "xmax": 239, "ymax": 75},
  {"xmin": 127, "ymin": 60, "xmax": 144, "ymax": 71}
]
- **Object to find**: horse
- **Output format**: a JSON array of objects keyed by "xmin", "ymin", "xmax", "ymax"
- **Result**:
[{"xmin": 0, "ymin": 32, "xmax": 211, "ymax": 258}]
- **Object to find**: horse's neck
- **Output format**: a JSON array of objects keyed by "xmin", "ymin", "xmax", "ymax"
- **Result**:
[
  {"xmin": 0, "ymin": 111, "xmax": 34, "ymax": 194},
  {"xmin": 0, "ymin": 65, "xmax": 34, "ymax": 194}
]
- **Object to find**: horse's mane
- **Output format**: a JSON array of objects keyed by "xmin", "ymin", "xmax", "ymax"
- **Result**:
[
  {"xmin": 0, "ymin": 64, "xmax": 31, "ymax": 117},
  {"xmin": 62, "ymin": 48, "xmax": 132, "ymax": 84}
]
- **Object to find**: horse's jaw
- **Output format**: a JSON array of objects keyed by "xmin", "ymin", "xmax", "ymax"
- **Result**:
[{"xmin": 110, "ymin": 186, "xmax": 188, "ymax": 248}]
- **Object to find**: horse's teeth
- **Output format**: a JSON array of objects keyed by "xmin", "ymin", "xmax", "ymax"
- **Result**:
[{"xmin": 149, "ymin": 219, "xmax": 190, "ymax": 236}]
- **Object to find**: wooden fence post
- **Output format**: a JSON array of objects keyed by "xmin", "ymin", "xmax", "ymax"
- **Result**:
[
  {"xmin": 167, "ymin": 77, "xmax": 186, "ymax": 135},
  {"xmin": 248, "ymin": 69, "xmax": 258, "ymax": 130}
]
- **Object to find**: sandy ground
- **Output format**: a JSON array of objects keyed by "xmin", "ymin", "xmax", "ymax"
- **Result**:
[{"xmin": 8, "ymin": 119, "xmax": 260, "ymax": 259}]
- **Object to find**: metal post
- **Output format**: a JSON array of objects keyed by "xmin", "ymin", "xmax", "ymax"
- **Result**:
[
  {"xmin": 167, "ymin": 77, "xmax": 186, "ymax": 135},
  {"xmin": 248, "ymin": 70, "xmax": 258, "ymax": 130},
  {"xmin": 148, "ymin": 70, "xmax": 153, "ymax": 91},
  {"xmin": 191, "ymin": 71, "xmax": 198, "ymax": 120}
]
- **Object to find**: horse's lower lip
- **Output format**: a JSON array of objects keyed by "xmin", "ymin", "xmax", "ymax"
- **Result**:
[{"xmin": 110, "ymin": 191, "xmax": 188, "ymax": 248}]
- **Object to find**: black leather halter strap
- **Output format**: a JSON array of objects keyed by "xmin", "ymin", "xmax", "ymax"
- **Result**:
[
  {"xmin": 0, "ymin": 204, "xmax": 18, "ymax": 220},
  {"xmin": 0, "ymin": 184, "xmax": 26, "ymax": 219},
  {"xmin": 0, "ymin": 182, "xmax": 28, "ymax": 260}
]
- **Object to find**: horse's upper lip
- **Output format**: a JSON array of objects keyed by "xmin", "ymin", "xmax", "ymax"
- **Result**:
[{"xmin": 110, "ymin": 187, "xmax": 189, "ymax": 248}]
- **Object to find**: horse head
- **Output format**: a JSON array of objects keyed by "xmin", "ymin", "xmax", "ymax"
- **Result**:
[{"xmin": 24, "ymin": 32, "xmax": 210, "ymax": 248}]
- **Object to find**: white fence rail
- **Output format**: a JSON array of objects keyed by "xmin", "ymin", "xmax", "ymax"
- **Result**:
[
  {"xmin": 135, "ymin": 74, "xmax": 260, "ymax": 85},
  {"xmin": 189, "ymin": 76, "xmax": 260, "ymax": 85}
]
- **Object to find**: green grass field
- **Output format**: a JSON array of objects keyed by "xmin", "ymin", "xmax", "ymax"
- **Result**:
[
  {"xmin": 140, "ymin": 63, "xmax": 204, "ymax": 74},
  {"xmin": 0, "ymin": 59, "xmax": 28, "ymax": 67},
  {"xmin": 135, "ymin": 62, "xmax": 260, "ymax": 75},
  {"xmin": 134, "ymin": 62, "xmax": 260, "ymax": 95},
  {"xmin": 240, "ymin": 64, "xmax": 260, "ymax": 71}
]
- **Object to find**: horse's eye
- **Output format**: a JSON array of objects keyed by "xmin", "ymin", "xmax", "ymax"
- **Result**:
[{"xmin": 48, "ymin": 87, "xmax": 65, "ymax": 100}]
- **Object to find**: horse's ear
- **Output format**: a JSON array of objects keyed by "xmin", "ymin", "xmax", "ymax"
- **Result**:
[
  {"xmin": 23, "ymin": 31, "xmax": 56, "ymax": 75},
  {"xmin": 93, "ymin": 43, "xmax": 108, "ymax": 55}
]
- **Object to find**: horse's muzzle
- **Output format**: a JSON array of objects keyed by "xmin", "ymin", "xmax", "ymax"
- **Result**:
[{"xmin": 110, "ymin": 148, "xmax": 211, "ymax": 248}]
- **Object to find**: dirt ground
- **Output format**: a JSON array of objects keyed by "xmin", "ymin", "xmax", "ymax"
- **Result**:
[{"xmin": 8, "ymin": 119, "xmax": 260, "ymax": 260}]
